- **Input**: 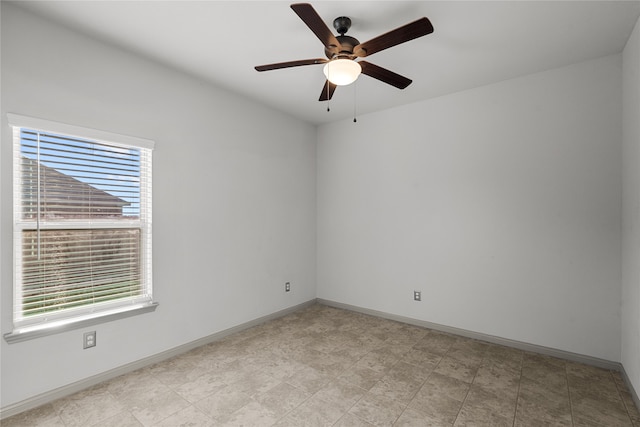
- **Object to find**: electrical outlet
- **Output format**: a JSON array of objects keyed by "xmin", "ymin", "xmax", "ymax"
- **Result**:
[
  {"xmin": 414, "ymin": 291, "xmax": 421, "ymax": 301},
  {"xmin": 83, "ymin": 331, "xmax": 96, "ymax": 349},
  {"xmin": 285, "ymin": 282, "xmax": 291, "ymax": 292}
]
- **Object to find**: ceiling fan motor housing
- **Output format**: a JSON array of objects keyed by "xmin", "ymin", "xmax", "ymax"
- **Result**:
[{"xmin": 325, "ymin": 35, "xmax": 361, "ymax": 59}]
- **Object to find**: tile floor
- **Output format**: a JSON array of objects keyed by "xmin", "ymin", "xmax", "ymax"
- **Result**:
[{"xmin": 3, "ymin": 303, "xmax": 640, "ymax": 426}]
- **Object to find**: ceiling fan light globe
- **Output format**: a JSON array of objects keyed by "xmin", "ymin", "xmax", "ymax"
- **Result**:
[{"xmin": 323, "ymin": 59, "xmax": 361, "ymax": 86}]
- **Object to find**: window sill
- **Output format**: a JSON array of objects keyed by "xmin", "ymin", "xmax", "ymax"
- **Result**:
[{"xmin": 4, "ymin": 302, "xmax": 159, "ymax": 344}]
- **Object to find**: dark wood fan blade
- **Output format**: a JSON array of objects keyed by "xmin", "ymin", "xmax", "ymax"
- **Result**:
[
  {"xmin": 255, "ymin": 58, "xmax": 328, "ymax": 72},
  {"xmin": 359, "ymin": 61, "xmax": 412, "ymax": 89},
  {"xmin": 319, "ymin": 80, "xmax": 337, "ymax": 101},
  {"xmin": 291, "ymin": 3, "xmax": 341, "ymax": 54},
  {"xmin": 354, "ymin": 17, "xmax": 433, "ymax": 57}
]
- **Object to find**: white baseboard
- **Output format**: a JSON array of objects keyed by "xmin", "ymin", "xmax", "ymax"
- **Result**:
[
  {"xmin": 0, "ymin": 299, "xmax": 316, "ymax": 420},
  {"xmin": 317, "ymin": 298, "xmax": 622, "ymax": 371}
]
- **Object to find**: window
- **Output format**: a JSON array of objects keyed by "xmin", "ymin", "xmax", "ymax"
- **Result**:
[{"xmin": 6, "ymin": 114, "xmax": 156, "ymax": 342}]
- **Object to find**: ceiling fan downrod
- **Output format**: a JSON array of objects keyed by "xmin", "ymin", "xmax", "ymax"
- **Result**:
[{"xmin": 333, "ymin": 16, "xmax": 351, "ymax": 35}]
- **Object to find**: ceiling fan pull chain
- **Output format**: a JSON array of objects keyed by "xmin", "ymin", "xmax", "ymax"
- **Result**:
[
  {"xmin": 327, "ymin": 67, "xmax": 331, "ymax": 112},
  {"xmin": 353, "ymin": 80, "xmax": 357, "ymax": 123}
]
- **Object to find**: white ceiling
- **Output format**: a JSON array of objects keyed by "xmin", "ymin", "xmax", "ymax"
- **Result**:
[{"xmin": 13, "ymin": 1, "xmax": 640, "ymax": 125}]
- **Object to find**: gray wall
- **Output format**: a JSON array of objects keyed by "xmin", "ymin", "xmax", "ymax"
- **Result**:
[
  {"xmin": 317, "ymin": 54, "xmax": 623, "ymax": 362},
  {"xmin": 622, "ymin": 14, "xmax": 640, "ymax": 400},
  {"xmin": 1, "ymin": 3, "xmax": 317, "ymax": 407}
]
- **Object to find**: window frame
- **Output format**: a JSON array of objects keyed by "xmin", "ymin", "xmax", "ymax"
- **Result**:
[{"xmin": 5, "ymin": 114, "xmax": 157, "ymax": 343}]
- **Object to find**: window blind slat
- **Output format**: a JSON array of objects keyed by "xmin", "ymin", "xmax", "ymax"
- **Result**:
[
  {"xmin": 19, "ymin": 147, "xmax": 140, "ymax": 169},
  {"xmin": 22, "ymin": 283, "xmax": 142, "ymax": 305}
]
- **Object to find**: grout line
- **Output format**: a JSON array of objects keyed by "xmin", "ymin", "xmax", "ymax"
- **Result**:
[
  {"xmin": 511, "ymin": 352, "xmax": 524, "ymax": 427},
  {"xmin": 566, "ymin": 364, "xmax": 576, "ymax": 427},
  {"xmin": 388, "ymin": 344, "xmax": 435, "ymax": 426},
  {"xmin": 610, "ymin": 370, "xmax": 636, "ymax": 425},
  {"xmin": 278, "ymin": 381, "xmax": 315, "ymax": 425},
  {"xmin": 315, "ymin": 335, "xmax": 383, "ymax": 426},
  {"xmin": 447, "ymin": 341, "xmax": 475, "ymax": 426}
]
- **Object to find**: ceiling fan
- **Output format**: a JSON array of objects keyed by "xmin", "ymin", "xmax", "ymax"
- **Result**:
[{"xmin": 255, "ymin": 3, "xmax": 434, "ymax": 102}]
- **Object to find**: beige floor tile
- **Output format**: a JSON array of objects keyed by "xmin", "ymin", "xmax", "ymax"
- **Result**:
[
  {"xmin": 146, "ymin": 355, "xmax": 200, "ymax": 388},
  {"xmin": 277, "ymin": 394, "xmax": 346, "ymax": 426},
  {"xmin": 1, "ymin": 404, "xmax": 65, "ymax": 427},
  {"xmin": 433, "ymin": 356, "xmax": 480, "ymax": 383},
  {"xmin": 454, "ymin": 403, "xmax": 514, "ymax": 426},
  {"xmin": 451, "ymin": 337, "xmax": 490, "ymax": 354},
  {"xmin": 173, "ymin": 370, "xmax": 227, "ymax": 403},
  {"xmin": 472, "ymin": 360, "xmax": 520, "ymax": 393},
  {"xmin": 284, "ymin": 364, "xmax": 333, "ymax": 394},
  {"xmin": 523, "ymin": 353, "xmax": 567, "ymax": 368},
  {"xmin": 206, "ymin": 358, "xmax": 256, "ymax": 385},
  {"xmin": 447, "ymin": 338, "xmax": 489, "ymax": 365},
  {"xmin": 152, "ymin": 405, "xmax": 215, "ymax": 427},
  {"xmin": 333, "ymin": 412, "xmax": 377, "ymax": 426},
  {"xmin": 387, "ymin": 360, "xmax": 433, "ymax": 384},
  {"xmin": 193, "ymin": 386, "xmax": 253, "ymax": 420},
  {"xmin": 407, "ymin": 388, "xmax": 463, "ymax": 425},
  {"xmin": 91, "ymin": 410, "xmax": 144, "ymax": 427},
  {"xmin": 255, "ymin": 351, "xmax": 307, "ymax": 381},
  {"xmin": 398, "ymin": 347, "xmax": 442, "ymax": 370},
  {"xmin": 328, "ymin": 345, "xmax": 370, "ymax": 365},
  {"xmin": 129, "ymin": 389, "xmax": 191, "ymax": 426},
  {"xmin": 226, "ymin": 369, "xmax": 282, "ymax": 398},
  {"xmin": 514, "ymin": 417, "xmax": 572, "ymax": 426},
  {"xmin": 619, "ymin": 390, "xmax": 640, "ymax": 423},
  {"xmin": 53, "ymin": 387, "xmax": 125, "ymax": 427},
  {"xmin": 369, "ymin": 378, "xmax": 421, "ymax": 405},
  {"xmin": 420, "ymin": 372, "xmax": 471, "ymax": 402},
  {"xmin": 515, "ymin": 376, "xmax": 572, "ymax": 425},
  {"xmin": 463, "ymin": 384, "xmax": 517, "ymax": 419},
  {"xmin": 567, "ymin": 363, "xmax": 620, "ymax": 403},
  {"xmin": 254, "ymin": 382, "xmax": 310, "ymax": 418},
  {"xmin": 300, "ymin": 349, "xmax": 351, "ymax": 376},
  {"xmin": 348, "ymin": 392, "xmax": 405, "ymax": 427},
  {"xmin": 571, "ymin": 393, "xmax": 634, "ymax": 426},
  {"xmin": 395, "ymin": 406, "xmax": 457, "ymax": 426},
  {"xmin": 413, "ymin": 331, "xmax": 458, "ymax": 355},
  {"xmin": 483, "ymin": 345, "xmax": 523, "ymax": 373},
  {"xmin": 521, "ymin": 360, "xmax": 568, "ymax": 392},
  {"xmin": 369, "ymin": 370, "xmax": 425, "ymax": 404},
  {"xmin": 312, "ymin": 378, "xmax": 367, "ymax": 413},
  {"xmin": 350, "ymin": 332, "xmax": 386, "ymax": 351},
  {"xmin": 355, "ymin": 350, "xmax": 400, "ymax": 374},
  {"xmin": 373, "ymin": 342, "xmax": 414, "ymax": 358},
  {"xmin": 106, "ymin": 369, "xmax": 168, "ymax": 409},
  {"xmin": 447, "ymin": 347, "xmax": 485, "ymax": 366},
  {"xmin": 338, "ymin": 365, "xmax": 385, "ymax": 390},
  {"xmin": 216, "ymin": 400, "xmax": 280, "ymax": 427}
]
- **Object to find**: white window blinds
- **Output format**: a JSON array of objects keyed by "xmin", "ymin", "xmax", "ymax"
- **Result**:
[{"xmin": 9, "ymin": 114, "xmax": 154, "ymax": 332}]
